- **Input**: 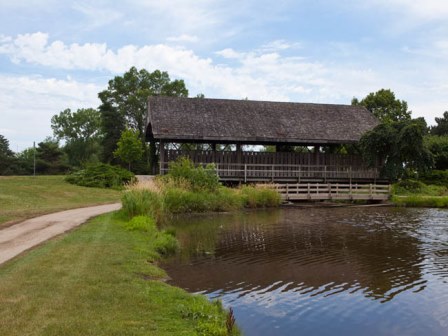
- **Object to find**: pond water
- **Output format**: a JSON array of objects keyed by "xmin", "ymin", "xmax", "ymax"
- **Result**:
[{"xmin": 162, "ymin": 207, "xmax": 448, "ymax": 336}]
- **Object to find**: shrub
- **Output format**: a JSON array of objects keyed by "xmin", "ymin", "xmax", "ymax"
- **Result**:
[
  {"xmin": 121, "ymin": 190, "xmax": 164, "ymax": 223},
  {"xmin": 65, "ymin": 163, "xmax": 134, "ymax": 188},
  {"xmin": 420, "ymin": 170, "xmax": 448, "ymax": 187},
  {"xmin": 394, "ymin": 179, "xmax": 425, "ymax": 194},
  {"xmin": 167, "ymin": 157, "xmax": 220, "ymax": 192}
]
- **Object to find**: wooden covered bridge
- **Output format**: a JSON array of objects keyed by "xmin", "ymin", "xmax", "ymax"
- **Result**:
[{"xmin": 145, "ymin": 97, "xmax": 387, "ymax": 192}]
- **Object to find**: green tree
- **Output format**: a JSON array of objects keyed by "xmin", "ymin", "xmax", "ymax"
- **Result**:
[
  {"xmin": 425, "ymin": 135, "xmax": 448, "ymax": 170},
  {"xmin": 99, "ymin": 102, "xmax": 125, "ymax": 163},
  {"xmin": 360, "ymin": 118, "xmax": 433, "ymax": 180},
  {"xmin": 430, "ymin": 111, "xmax": 448, "ymax": 136},
  {"xmin": 51, "ymin": 108, "xmax": 103, "ymax": 167},
  {"xmin": 0, "ymin": 134, "xmax": 16, "ymax": 175},
  {"xmin": 114, "ymin": 129, "xmax": 144, "ymax": 171},
  {"xmin": 98, "ymin": 67, "xmax": 188, "ymax": 173},
  {"xmin": 35, "ymin": 138, "xmax": 69, "ymax": 174},
  {"xmin": 352, "ymin": 89, "xmax": 411, "ymax": 123}
]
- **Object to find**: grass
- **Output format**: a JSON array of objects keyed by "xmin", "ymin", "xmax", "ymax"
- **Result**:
[
  {"xmin": 0, "ymin": 212, "xmax": 238, "ymax": 336},
  {"xmin": 392, "ymin": 195, "xmax": 448, "ymax": 208},
  {"xmin": 392, "ymin": 180, "xmax": 448, "ymax": 208},
  {"xmin": 0, "ymin": 176, "xmax": 122, "ymax": 226}
]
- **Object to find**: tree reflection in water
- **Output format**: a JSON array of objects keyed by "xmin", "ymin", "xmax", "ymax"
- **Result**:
[{"xmin": 162, "ymin": 207, "xmax": 448, "ymax": 336}]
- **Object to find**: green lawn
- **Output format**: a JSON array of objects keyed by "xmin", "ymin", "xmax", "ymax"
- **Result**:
[
  {"xmin": 0, "ymin": 212, "xmax": 235, "ymax": 336},
  {"xmin": 0, "ymin": 176, "xmax": 122, "ymax": 226}
]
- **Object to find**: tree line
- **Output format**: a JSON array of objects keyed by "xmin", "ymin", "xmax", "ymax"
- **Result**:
[{"xmin": 1, "ymin": 67, "xmax": 447, "ymax": 181}]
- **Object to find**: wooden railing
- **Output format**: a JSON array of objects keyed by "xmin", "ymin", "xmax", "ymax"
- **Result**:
[
  {"xmin": 160, "ymin": 162, "xmax": 380, "ymax": 182},
  {"xmin": 273, "ymin": 183, "xmax": 391, "ymax": 201}
]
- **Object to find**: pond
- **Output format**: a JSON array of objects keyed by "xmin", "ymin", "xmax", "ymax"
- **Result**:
[{"xmin": 162, "ymin": 207, "xmax": 448, "ymax": 336}]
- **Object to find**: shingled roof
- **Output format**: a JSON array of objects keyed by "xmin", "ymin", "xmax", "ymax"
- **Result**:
[{"xmin": 146, "ymin": 97, "xmax": 379, "ymax": 144}]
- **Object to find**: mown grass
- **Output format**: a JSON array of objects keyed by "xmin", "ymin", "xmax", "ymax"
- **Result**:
[
  {"xmin": 0, "ymin": 212, "xmax": 238, "ymax": 336},
  {"xmin": 0, "ymin": 176, "xmax": 122, "ymax": 226}
]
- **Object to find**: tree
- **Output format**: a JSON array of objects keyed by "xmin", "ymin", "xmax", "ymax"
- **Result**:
[
  {"xmin": 360, "ymin": 118, "xmax": 433, "ymax": 180},
  {"xmin": 98, "ymin": 67, "xmax": 189, "ymax": 173},
  {"xmin": 425, "ymin": 135, "xmax": 448, "ymax": 170},
  {"xmin": 352, "ymin": 89, "xmax": 411, "ymax": 123},
  {"xmin": 35, "ymin": 138, "xmax": 69, "ymax": 174},
  {"xmin": 430, "ymin": 111, "xmax": 448, "ymax": 136},
  {"xmin": 99, "ymin": 102, "xmax": 125, "ymax": 163},
  {"xmin": 113, "ymin": 129, "xmax": 144, "ymax": 171},
  {"xmin": 0, "ymin": 134, "xmax": 16, "ymax": 175},
  {"xmin": 51, "ymin": 108, "xmax": 102, "ymax": 167}
]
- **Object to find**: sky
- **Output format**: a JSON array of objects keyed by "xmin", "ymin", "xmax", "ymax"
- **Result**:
[{"xmin": 1, "ymin": 0, "xmax": 447, "ymax": 151}]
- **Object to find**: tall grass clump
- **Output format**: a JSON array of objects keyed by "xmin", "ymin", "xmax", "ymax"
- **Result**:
[
  {"xmin": 121, "ymin": 189, "xmax": 164, "ymax": 223},
  {"xmin": 121, "ymin": 158, "xmax": 281, "ymax": 220},
  {"xmin": 166, "ymin": 157, "xmax": 220, "ymax": 192},
  {"xmin": 239, "ymin": 185, "xmax": 282, "ymax": 208}
]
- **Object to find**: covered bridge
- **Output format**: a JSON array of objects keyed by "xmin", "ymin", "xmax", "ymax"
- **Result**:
[{"xmin": 145, "ymin": 97, "xmax": 382, "ymax": 183}]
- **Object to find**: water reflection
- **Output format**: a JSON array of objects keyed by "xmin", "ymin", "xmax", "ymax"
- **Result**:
[{"xmin": 162, "ymin": 207, "xmax": 448, "ymax": 336}]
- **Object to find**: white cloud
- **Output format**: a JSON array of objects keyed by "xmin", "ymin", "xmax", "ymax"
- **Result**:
[
  {"xmin": 0, "ymin": 75, "xmax": 101, "ymax": 151},
  {"xmin": 166, "ymin": 34, "xmax": 199, "ymax": 43}
]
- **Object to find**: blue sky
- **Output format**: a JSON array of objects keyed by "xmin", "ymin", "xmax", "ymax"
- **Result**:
[{"xmin": 1, "ymin": 0, "xmax": 447, "ymax": 151}]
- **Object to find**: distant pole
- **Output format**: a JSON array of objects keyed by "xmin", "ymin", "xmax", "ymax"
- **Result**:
[{"xmin": 33, "ymin": 141, "xmax": 36, "ymax": 177}]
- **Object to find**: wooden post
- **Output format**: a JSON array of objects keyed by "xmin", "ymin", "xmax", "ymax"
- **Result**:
[
  {"xmin": 211, "ymin": 143, "xmax": 217, "ymax": 152},
  {"xmin": 159, "ymin": 140, "xmax": 165, "ymax": 175},
  {"xmin": 236, "ymin": 143, "xmax": 243, "ymax": 181}
]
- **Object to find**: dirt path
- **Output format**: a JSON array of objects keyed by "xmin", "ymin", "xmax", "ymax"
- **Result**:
[{"xmin": 0, "ymin": 203, "xmax": 121, "ymax": 266}]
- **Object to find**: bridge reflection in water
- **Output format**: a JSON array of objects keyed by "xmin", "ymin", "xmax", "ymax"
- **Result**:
[{"xmin": 162, "ymin": 207, "xmax": 448, "ymax": 336}]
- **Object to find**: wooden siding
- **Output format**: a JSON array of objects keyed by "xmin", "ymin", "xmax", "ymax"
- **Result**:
[{"xmin": 161, "ymin": 150, "xmax": 382, "ymax": 182}]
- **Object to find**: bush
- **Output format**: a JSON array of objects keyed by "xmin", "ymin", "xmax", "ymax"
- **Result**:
[
  {"xmin": 167, "ymin": 157, "xmax": 220, "ymax": 192},
  {"xmin": 65, "ymin": 163, "xmax": 134, "ymax": 188},
  {"xmin": 394, "ymin": 179, "xmax": 425, "ymax": 193},
  {"xmin": 121, "ymin": 190, "xmax": 165, "ymax": 223},
  {"xmin": 420, "ymin": 170, "xmax": 448, "ymax": 187}
]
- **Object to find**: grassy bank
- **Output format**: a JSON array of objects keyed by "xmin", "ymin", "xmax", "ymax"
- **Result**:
[
  {"xmin": 0, "ymin": 212, "xmax": 238, "ymax": 336},
  {"xmin": 0, "ymin": 176, "xmax": 122, "ymax": 226},
  {"xmin": 391, "ymin": 179, "xmax": 448, "ymax": 208}
]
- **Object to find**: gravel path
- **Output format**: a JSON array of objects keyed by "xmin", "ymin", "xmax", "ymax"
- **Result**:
[{"xmin": 0, "ymin": 203, "xmax": 121, "ymax": 266}]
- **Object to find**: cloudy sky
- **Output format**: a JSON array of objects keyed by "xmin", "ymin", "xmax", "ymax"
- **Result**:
[{"xmin": 1, "ymin": 0, "xmax": 447, "ymax": 151}]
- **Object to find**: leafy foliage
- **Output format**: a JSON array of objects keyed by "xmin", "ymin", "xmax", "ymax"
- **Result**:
[
  {"xmin": 113, "ymin": 129, "xmax": 144, "ymax": 170},
  {"xmin": 352, "ymin": 89, "xmax": 411, "ymax": 123},
  {"xmin": 419, "ymin": 170, "xmax": 448, "ymax": 187},
  {"xmin": 51, "ymin": 108, "xmax": 102, "ymax": 167},
  {"xmin": 65, "ymin": 163, "xmax": 134, "ymax": 188},
  {"xmin": 425, "ymin": 135, "xmax": 448, "ymax": 170},
  {"xmin": 35, "ymin": 138, "xmax": 70, "ymax": 174},
  {"xmin": 98, "ymin": 67, "xmax": 189, "ymax": 174},
  {"xmin": 430, "ymin": 111, "xmax": 448, "ymax": 136},
  {"xmin": 360, "ymin": 118, "xmax": 433, "ymax": 180},
  {"xmin": 0, "ymin": 134, "xmax": 16, "ymax": 175}
]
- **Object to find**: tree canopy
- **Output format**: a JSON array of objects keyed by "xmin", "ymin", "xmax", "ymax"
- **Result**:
[
  {"xmin": 430, "ymin": 111, "xmax": 448, "ymax": 136},
  {"xmin": 98, "ymin": 67, "xmax": 188, "ymax": 173},
  {"xmin": 0, "ymin": 134, "xmax": 15, "ymax": 175},
  {"xmin": 360, "ymin": 118, "xmax": 433, "ymax": 180},
  {"xmin": 113, "ymin": 129, "xmax": 144, "ymax": 171},
  {"xmin": 51, "ymin": 108, "xmax": 102, "ymax": 167},
  {"xmin": 352, "ymin": 89, "xmax": 411, "ymax": 123}
]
